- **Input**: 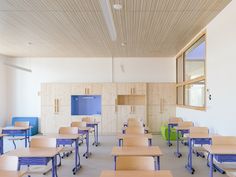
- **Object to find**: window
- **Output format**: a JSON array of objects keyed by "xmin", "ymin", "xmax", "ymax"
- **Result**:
[{"xmin": 176, "ymin": 34, "xmax": 206, "ymax": 110}]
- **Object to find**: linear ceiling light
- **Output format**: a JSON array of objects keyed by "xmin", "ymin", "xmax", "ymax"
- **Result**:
[
  {"xmin": 99, "ymin": 0, "xmax": 117, "ymax": 41},
  {"xmin": 4, "ymin": 62, "xmax": 32, "ymax": 73}
]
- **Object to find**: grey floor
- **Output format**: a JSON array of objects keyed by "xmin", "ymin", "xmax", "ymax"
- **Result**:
[{"xmin": 3, "ymin": 135, "xmax": 227, "ymax": 177}]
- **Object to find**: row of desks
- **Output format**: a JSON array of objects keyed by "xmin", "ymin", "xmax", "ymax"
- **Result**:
[
  {"xmin": 0, "ymin": 121, "xmax": 101, "ymax": 177},
  {"xmin": 167, "ymin": 121, "xmax": 236, "ymax": 177}
]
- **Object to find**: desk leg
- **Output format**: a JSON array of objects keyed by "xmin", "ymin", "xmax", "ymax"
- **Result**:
[
  {"xmin": 0, "ymin": 137, "xmax": 3, "ymax": 154},
  {"xmin": 118, "ymin": 139, "xmax": 122, "ymax": 146},
  {"xmin": 157, "ymin": 156, "xmax": 160, "ymax": 170},
  {"xmin": 209, "ymin": 153, "xmax": 213, "ymax": 177},
  {"xmin": 185, "ymin": 138, "xmax": 195, "ymax": 174},
  {"xmin": 94, "ymin": 124, "xmax": 100, "ymax": 146},
  {"xmin": 52, "ymin": 156, "xmax": 56, "ymax": 177},
  {"xmin": 175, "ymin": 130, "xmax": 182, "ymax": 158},
  {"xmin": 24, "ymin": 130, "xmax": 27, "ymax": 148},
  {"xmin": 167, "ymin": 124, "xmax": 172, "ymax": 147},
  {"xmin": 73, "ymin": 139, "xmax": 81, "ymax": 174},
  {"xmin": 149, "ymin": 139, "xmax": 152, "ymax": 146},
  {"xmin": 114, "ymin": 156, "xmax": 117, "ymax": 170},
  {"xmin": 83, "ymin": 131, "xmax": 91, "ymax": 158}
]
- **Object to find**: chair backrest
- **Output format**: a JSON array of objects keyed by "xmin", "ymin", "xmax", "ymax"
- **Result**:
[
  {"xmin": 189, "ymin": 127, "xmax": 209, "ymax": 134},
  {"xmin": 82, "ymin": 117, "xmax": 94, "ymax": 123},
  {"xmin": 71, "ymin": 121, "xmax": 87, "ymax": 128},
  {"xmin": 116, "ymin": 156, "xmax": 155, "ymax": 170},
  {"xmin": 169, "ymin": 117, "xmax": 183, "ymax": 124},
  {"xmin": 30, "ymin": 137, "xmax": 56, "ymax": 148},
  {"xmin": 59, "ymin": 127, "xmax": 79, "ymax": 134},
  {"xmin": 14, "ymin": 121, "xmax": 30, "ymax": 127},
  {"xmin": 128, "ymin": 121, "xmax": 143, "ymax": 128},
  {"xmin": 0, "ymin": 155, "xmax": 19, "ymax": 171},
  {"xmin": 178, "ymin": 121, "xmax": 194, "ymax": 127},
  {"xmin": 125, "ymin": 127, "xmax": 145, "ymax": 134},
  {"xmin": 123, "ymin": 137, "xmax": 149, "ymax": 147},
  {"xmin": 212, "ymin": 136, "xmax": 236, "ymax": 145}
]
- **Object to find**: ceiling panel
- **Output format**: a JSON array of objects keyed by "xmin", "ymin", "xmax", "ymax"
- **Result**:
[{"xmin": 0, "ymin": 0, "xmax": 231, "ymax": 57}]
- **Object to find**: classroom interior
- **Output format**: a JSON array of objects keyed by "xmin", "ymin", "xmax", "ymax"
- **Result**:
[{"xmin": 0, "ymin": 0, "xmax": 236, "ymax": 177}]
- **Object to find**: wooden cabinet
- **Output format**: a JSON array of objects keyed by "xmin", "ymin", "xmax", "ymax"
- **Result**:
[
  {"xmin": 41, "ymin": 82, "xmax": 175, "ymax": 134},
  {"xmin": 117, "ymin": 83, "xmax": 146, "ymax": 95},
  {"xmin": 71, "ymin": 83, "xmax": 102, "ymax": 95},
  {"xmin": 147, "ymin": 83, "xmax": 176, "ymax": 133}
]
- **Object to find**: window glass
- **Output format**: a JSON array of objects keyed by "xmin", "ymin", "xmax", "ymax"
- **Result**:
[
  {"xmin": 184, "ymin": 80, "xmax": 205, "ymax": 107},
  {"xmin": 184, "ymin": 37, "xmax": 205, "ymax": 81}
]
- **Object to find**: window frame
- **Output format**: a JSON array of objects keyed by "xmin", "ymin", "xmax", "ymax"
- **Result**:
[{"xmin": 176, "ymin": 32, "xmax": 206, "ymax": 111}]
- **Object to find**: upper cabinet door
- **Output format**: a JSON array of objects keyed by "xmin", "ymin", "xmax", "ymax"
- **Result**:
[
  {"xmin": 117, "ymin": 83, "xmax": 146, "ymax": 95},
  {"xmin": 147, "ymin": 83, "xmax": 176, "ymax": 105},
  {"xmin": 41, "ymin": 83, "xmax": 71, "ymax": 106}
]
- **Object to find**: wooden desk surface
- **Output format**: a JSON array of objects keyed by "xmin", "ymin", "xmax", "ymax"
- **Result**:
[
  {"xmin": 122, "ymin": 127, "xmax": 149, "ymax": 131},
  {"xmin": 2, "ymin": 126, "xmax": 30, "ymax": 131},
  {"xmin": 176, "ymin": 126, "xmax": 193, "ymax": 130},
  {"xmin": 187, "ymin": 133, "xmax": 211, "ymax": 139},
  {"xmin": 0, "ymin": 170, "xmax": 26, "ymax": 177},
  {"xmin": 6, "ymin": 147, "xmax": 62, "ymax": 157},
  {"xmin": 100, "ymin": 170, "xmax": 173, "ymax": 177},
  {"xmin": 116, "ymin": 133, "xmax": 152, "ymax": 139},
  {"xmin": 203, "ymin": 145, "xmax": 236, "ymax": 154},
  {"xmin": 39, "ymin": 134, "xmax": 82, "ymax": 140},
  {"xmin": 86, "ymin": 121, "xmax": 100, "ymax": 125},
  {"xmin": 112, "ymin": 146, "xmax": 162, "ymax": 156},
  {"xmin": 79, "ymin": 127, "xmax": 92, "ymax": 131}
]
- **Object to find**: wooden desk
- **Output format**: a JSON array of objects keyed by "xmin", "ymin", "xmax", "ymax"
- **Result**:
[
  {"xmin": 100, "ymin": 170, "xmax": 173, "ymax": 177},
  {"xmin": 85, "ymin": 121, "xmax": 100, "ymax": 146},
  {"xmin": 0, "ymin": 170, "xmax": 26, "ymax": 177},
  {"xmin": 174, "ymin": 126, "xmax": 193, "ymax": 158},
  {"xmin": 116, "ymin": 133, "xmax": 153, "ymax": 146},
  {"xmin": 0, "ymin": 134, "xmax": 6, "ymax": 154},
  {"xmin": 6, "ymin": 147, "xmax": 62, "ymax": 177},
  {"xmin": 185, "ymin": 133, "xmax": 213, "ymax": 174},
  {"xmin": 2, "ymin": 127, "xmax": 31, "ymax": 148},
  {"xmin": 40, "ymin": 134, "xmax": 82, "ymax": 174},
  {"xmin": 112, "ymin": 146, "xmax": 162, "ymax": 170},
  {"xmin": 204, "ymin": 145, "xmax": 236, "ymax": 177}
]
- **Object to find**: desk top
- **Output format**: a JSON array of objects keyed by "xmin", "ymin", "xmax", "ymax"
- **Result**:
[
  {"xmin": 39, "ymin": 134, "xmax": 82, "ymax": 140},
  {"xmin": 116, "ymin": 133, "xmax": 152, "ymax": 139},
  {"xmin": 186, "ymin": 133, "xmax": 220, "ymax": 139},
  {"xmin": 112, "ymin": 146, "xmax": 162, "ymax": 156},
  {"xmin": 6, "ymin": 147, "xmax": 62, "ymax": 157},
  {"xmin": 176, "ymin": 126, "xmax": 193, "ymax": 130},
  {"xmin": 204, "ymin": 145, "xmax": 236, "ymax": 154},
  {"xmin": 78, "ymin": 127, "xmax": 93, "ymax": 131},
  {"xmin": 100, "ymin": 170, "xmax": 173, "ymax": 177},
  {"xmin": 2, "ymin": 126, "xmax": 30, "ymax": 131},
  {"xmin": 0, "ymin": 170, "xmax": 26, "ymax": 177},
  {"xmin": 86, "ymin": 121, "xmax": 100, "ymax": 125}
]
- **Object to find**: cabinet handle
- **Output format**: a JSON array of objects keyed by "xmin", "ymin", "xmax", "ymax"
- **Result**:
[
  {"xmin": 54, "ymin": 99, "xmax": 57, "ymax": 113},
  {"xmin": 87, "ymin": 88, "xmax": 89, "ymax": 94},
  {"xmin": 57, "ymin": 99, "xmax": 59, "ymax": 113},
  {"xmin": 85, "ymin": 88, "xmax": 86, "ymax": 94},
  {"xmin": 133, "ymin": 88, "xmax": 135, "ymax": 95},
  {"xmin": 130, "ymin": 88, "xmax": 132, "ymax": 95}
]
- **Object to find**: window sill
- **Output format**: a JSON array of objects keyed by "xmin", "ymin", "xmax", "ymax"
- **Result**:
[{"xmin": 177, "ymin": 105, "xmax": 206, "ymax": 111}]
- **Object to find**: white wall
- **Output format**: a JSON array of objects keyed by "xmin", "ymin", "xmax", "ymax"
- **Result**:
[
  {"xmin": 177, "ymin": 0, "xmax": 236, "ymax": 135},
  {"xmin": 5, "ymin": 57, "xmax": 175, "ymax": 125},
  {"xmin": 0, "ymin": 55, "xmax": 7, "ymax": 126}
]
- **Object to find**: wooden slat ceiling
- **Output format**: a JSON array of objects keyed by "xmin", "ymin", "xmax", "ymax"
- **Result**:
[{"xmin": 0, "ymin": 0, "xmax": 231, "ymax": 57}]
